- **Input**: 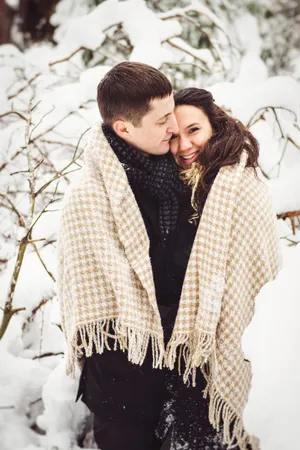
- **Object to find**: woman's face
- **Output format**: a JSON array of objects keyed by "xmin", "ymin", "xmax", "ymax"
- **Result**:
[{"xmin": 170, "ymin": 105, "xmax": 213, "ymax": 169}]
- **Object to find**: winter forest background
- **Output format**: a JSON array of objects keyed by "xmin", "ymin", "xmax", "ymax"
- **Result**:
[{"xmin": 0, "ymin": 0, "xmax": 299, "ymax": 449}]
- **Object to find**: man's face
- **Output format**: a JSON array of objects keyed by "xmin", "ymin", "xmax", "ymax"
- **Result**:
[{"xmin": 123, "ymin": 95, "xmax": 179, "ymax": 156}]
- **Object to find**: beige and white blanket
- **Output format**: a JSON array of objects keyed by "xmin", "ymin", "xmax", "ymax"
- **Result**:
[{"xmin": 57, "ymin": 123, "xmax": 281, "ymax": 449}]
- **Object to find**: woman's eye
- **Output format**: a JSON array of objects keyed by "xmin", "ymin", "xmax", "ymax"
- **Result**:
[{"xmin": 188, "ymin": 127, "xmax": 199, "ymax": 134}]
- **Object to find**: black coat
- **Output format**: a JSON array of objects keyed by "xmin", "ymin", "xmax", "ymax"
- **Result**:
[{"xmin": 77, "ymin": 176, "xmax": 226, "ymax": 450}]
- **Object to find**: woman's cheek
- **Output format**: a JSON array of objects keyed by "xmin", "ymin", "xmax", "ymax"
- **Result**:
[{"xmin": 169, "ymin": 141, "xmax": 177, "ymax": 156}]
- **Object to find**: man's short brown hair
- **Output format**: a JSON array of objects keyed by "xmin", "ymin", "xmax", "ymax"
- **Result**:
[{"xmin": 97, "ymin": 61, "xmax": 173, "ymax": 127}]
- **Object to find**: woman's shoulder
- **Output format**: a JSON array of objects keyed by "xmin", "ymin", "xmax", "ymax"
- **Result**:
[
  {"xmin": 239, "ymin": 166, "xmax": 268, "ymax": 195},
  {"xmin": 235, "ymin": 166, "xmax": 274, "ymax": 219}
]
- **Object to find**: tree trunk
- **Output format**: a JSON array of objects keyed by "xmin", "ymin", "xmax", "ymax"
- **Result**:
[
  {"xmin": 0, "ymin": 0, "xmax": 15, "ymax": 44},
  {"xmin": 0, "ymin": 0, "xmax": 60, "ymax": 46}
]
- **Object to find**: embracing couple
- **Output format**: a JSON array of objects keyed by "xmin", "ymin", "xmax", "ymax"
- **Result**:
[{"xmin": 58, "ymin": 62, "xmax": 280, "ymax": 450}]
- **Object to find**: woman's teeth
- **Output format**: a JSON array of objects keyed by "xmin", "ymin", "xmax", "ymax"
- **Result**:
[{"xmin": 181, "ymin": 152, "xmax": 197, "ymax": 160}]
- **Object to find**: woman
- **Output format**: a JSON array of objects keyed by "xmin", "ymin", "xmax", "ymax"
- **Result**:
[
  {"xmin": 155, "ymin": 88, "xmax": 281, "ymax": 450},
  {"xmin": 170, "ymin": 87, "xmax": 261, "ymax": 202}
]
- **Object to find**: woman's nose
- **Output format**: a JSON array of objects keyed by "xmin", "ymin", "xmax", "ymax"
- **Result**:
[{"xmin": 179, "ymin": 136, "xmax": 193, "ymax": 151}]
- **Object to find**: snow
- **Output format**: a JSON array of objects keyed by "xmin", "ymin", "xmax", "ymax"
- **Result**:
[
  {"xmin": 0, "ymin": 340, "xmax": 50, "ymax": 450},
  {"xmin": 224, "ymin": 76, "xmax": 300, "ymax": 126},
  {"xmin": 53, "ymin": 7, "xmax": 107, "ymax": 53},
  {"xmin": 186, "ymin": 1, "xmax": 227, "ymax": 34},
  {"xmin": 235, "ymin": 51, "xmax": 268, "ymax": 85},
  {"xmin": 208, "ymin": 76, "xmax": 300, "ymax": 215},
  {"xmin": 79, "ymin": 65, "xmax": 111, "ymax": 100},
  {"xmin": 5, "ymin": 0, "xmax": 19, "ymax": 9},
  {"xmin": 0, "ymin": 43, "xmax": 27, "ymax": 70},
  {"xmin": 242, "ymin": 244, "xmax": 300, "ymax": 450},
  {"xmin": 125, "ymin": 1, "xmax": 182, "ymax": 67},
  {"xmin": 37, "ymin": 361, "xmax": 89, "ymax": 449},
  {"xmin": 0, "ymin": 0, "xmax": 300, "ymax": 448},
  {"xmin": 52, "ymin": 0, "xmax": 184, "ymax": 69},
  {"xmin": 24, "ymin": 43, "xmax": 56, "ymax": 72},
  {"xmin": 50, "ymin": 0, "xmax": 94, "ymax": 28},
  {"xmin": 234, "ymin": 12, "xmax": 262, "ymax": 54},
  {"xmin": 266, "ymin": 163, "xmax": 300, "ymax": 214},
  {"xmin": 250, "ymin": 120, "xmax": 282, "ymax": 176},
  {"xmin": 168, "ymin": 37, "xmax": 214, "ymax": 69}
]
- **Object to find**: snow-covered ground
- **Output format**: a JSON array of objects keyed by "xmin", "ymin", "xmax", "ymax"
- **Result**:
[
  {"xmin": 243, "ymin": 243, "xmax": 300, "ymax": 450},
  {"xmin": 0, "ymin": 1, "xmax": 299, "ymax": 449}
]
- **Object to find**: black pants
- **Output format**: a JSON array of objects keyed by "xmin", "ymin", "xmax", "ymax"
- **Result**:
[
  {"xmin": 78, "ymin": 341, "xmax": 167, "ymax": 450},
  {"xmin": 93, "ymin": 416, "xmax": 162, "ymax": 450},
  {"xmin": 156, "ymin": 368, "xmax": 226, "ymax": 450},
  {"xmin": 77, "ymin": 307, "xmax": 226, "ymax": 450},
  {"xmin": 78, "ymin": 349, "xmax": 227, "ymax": 450}
]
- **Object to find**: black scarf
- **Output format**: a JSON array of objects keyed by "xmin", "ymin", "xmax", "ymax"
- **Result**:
[{"xmin": 102, "ymin": 125, "xmax": 189, "ymax": 237}]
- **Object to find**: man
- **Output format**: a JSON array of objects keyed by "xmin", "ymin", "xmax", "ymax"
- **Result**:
[{"xmin": 57, "ymin": 62, "xmax": 198, "ymax": 450}]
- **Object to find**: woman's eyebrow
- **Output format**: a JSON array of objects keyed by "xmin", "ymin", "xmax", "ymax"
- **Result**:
[{"xmin": 186, "ymin": 122, "xmax": 199, "ymax": 129}]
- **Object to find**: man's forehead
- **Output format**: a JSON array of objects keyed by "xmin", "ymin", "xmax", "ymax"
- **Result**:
[{"xmin": 148, "ymin": 95, "xmax": 175, "ymax": 117}]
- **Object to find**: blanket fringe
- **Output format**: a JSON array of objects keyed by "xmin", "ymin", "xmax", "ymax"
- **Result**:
[
  {"xmin": 208, "ymin": 384, "xmax": 260, "ymax": 450},
  {"xmin": 165, "ymin": 330, "xmax": 260, "ymax": 450},
  {"xmin": 66, "ymin": 318, "xmax": 165, "ymax": 377},
  {"xmin": 66, "ymin": 321, "xmax": 259, "ymax": 450},
  {"xmin": 164, "ymin": 330, "xmax": 215, "ymax": 386}
]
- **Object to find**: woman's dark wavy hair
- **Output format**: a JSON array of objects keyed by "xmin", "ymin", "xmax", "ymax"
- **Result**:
[{"xmin": 174, "ymin": 88, "xmax": 260, "ymax": 215}]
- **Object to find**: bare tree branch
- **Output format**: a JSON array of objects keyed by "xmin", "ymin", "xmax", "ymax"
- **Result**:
[
  {"xmin": 49, "ymin": 46, "xmax": 89, "ymax": 67},
  {"xmin": 288, "ymin": 136, "xmax": 300, "ymax": 150},
  {"xmin": 0, "ymin": 149, "xmax": 24, "ymax": 173},
  {"xmin": 33, "ymin": 351, "xmax": 64, "ymax": 360},
  {"xmin": 247, "ymin": 106, "xmax": 297, "ymax": 128},
  {"xmin": 165, "ymin": 38, "xmax": 211, "ymax": 73},
  {"xmin": 272, "ymin": 107, "xmax": 285, "ymax": 139},
  {"xmin": 8, "ymin": 73, "xmax": 42, "ymax": 100},
  {"xmin": 29, "ymin": 106, "xmax": 56, "ymax": 141},
  {"xmin": 30, "ymin": 111, "xmax": 75, "ymax": 143},
  {"xmin": 0, "ymin": 193, "xmax": 26, "ymax": 227},
  {"xmin": 277, "ymin": 210, "xmax": 300, "ymax": 236},
  {"xmin": 0, "ymin": 111, "xmax": 28, "ymax": 121}
]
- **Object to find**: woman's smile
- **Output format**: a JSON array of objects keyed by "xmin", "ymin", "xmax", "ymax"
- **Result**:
[{"xmin": 177, "ymin": 150, "xmax": 200, "ymax": 168}]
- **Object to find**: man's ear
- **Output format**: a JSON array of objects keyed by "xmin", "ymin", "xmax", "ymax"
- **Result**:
[{"xmin": 113, "ymin": 120, "xmax": 130, "ymax": 139}]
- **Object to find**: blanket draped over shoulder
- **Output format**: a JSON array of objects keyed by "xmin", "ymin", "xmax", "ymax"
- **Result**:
[{"xmin": 57, "ymin": 123, "xmax": 281, "ymax": 450}]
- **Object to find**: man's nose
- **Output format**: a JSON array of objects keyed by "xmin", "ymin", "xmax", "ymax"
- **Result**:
[{"xmin": 167, "ymin": 114, "xmax": 179, "ymax": 135}]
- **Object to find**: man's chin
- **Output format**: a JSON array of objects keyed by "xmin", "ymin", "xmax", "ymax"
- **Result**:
[
  {"xmin": 160, "ymin": 140, "xmax": 171, "ymax": 153},
  {"xmin": 144, "ymin": 141, "xmax": 170, "ymax": 156}
]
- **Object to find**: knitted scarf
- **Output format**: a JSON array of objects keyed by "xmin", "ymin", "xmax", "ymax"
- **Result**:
[
  {"xmin": 102, "ymin": 124, "xmax": 188, "ymax": 236},
  {"xmin": 57, "ymin": 123, "xmax": 281, "ymax": 450}
]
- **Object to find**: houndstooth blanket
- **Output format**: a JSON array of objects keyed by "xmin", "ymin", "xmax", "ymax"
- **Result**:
[{"xmin": 57, "ymin": 123, "xmax": 281, "ymax": 450}]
